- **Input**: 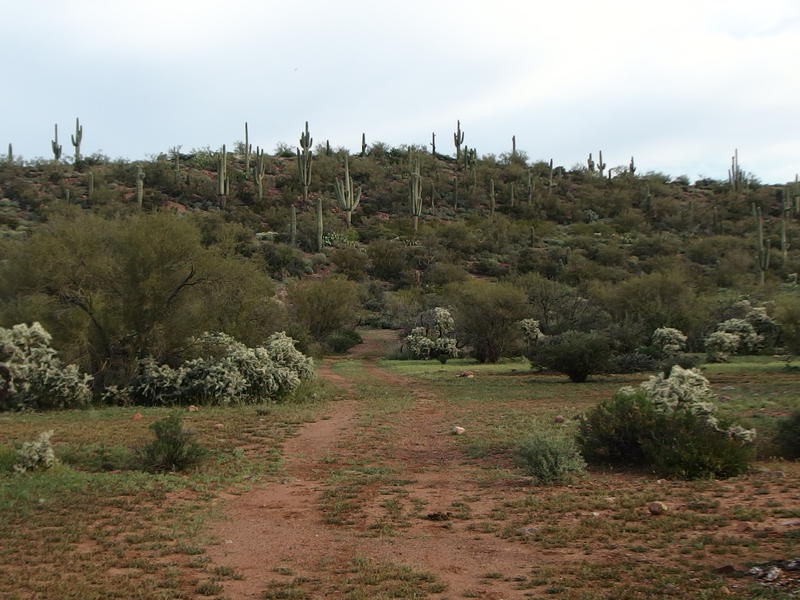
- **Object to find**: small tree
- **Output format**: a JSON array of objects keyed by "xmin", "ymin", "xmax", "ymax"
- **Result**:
[{"xmin": 528, "ymin": 330, "xmax": 611, "ymax": 382}]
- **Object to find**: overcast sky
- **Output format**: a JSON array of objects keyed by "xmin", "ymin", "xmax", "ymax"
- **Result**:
[{"xmin": 2, "ymin": 0, "xmax": 798, "ymax": 183}]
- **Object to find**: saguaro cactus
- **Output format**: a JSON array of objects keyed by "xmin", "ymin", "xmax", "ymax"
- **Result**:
[
  {"xmin": 729, "ymin": 149, "xmax": 744, "ymax": 192},
  {"xmin": 781, "ymin": 188, "xmax": 790, "ymax": 262},
  {"xmin": 587, "ymin": 153, "xmax": 595, "ymax": 173},
  {"xmin": 296, "ymin": 121, "xmax": 312, "ymax": 207},
  {"xmin": 430, "ymin": 132, "xmax": 436, "ymax": 156},
  {"xmin": 51, "ymin": 124, "xmax": 62, "ymax": 161},
  {"xmin": 753, "ymin": 202, "xmax": 770, "ymax": 285},
  {"xmin": 511, "ymin": 135, "xmax": 517, "ymax": 157},
  {"xmin": 87, "ymin": 170, "xmax": 94, "ymax": 201},
  {"xmin": 243, "ymin": 122, "xmax": 251, "ymax": 178},
  {"xmin": 253, "ymin": 146, "xmax": 266, "ymax": 203},
  {"xmin": 334, "ymin": 155, "xmax": 361, "ymax": 229},
  {"xmin": 136, "ymin": 166, "xmax": 145, "ymax": 209},
  {"xmin": 360, "ymin": 132, "xmax": 367, "ymax": 157},
  {"xmin": 453, "ymin": 120, "xmax": 464, "ymax": 160},
  {"xmin": 489, "ymin": 178, "xmax": 496, "ymax": 217},
  {"xmin": 597, "ymin": 151, "xmax": 606, "ymax": 178},
  {"xmin": 6, "ymin": 143, "xmax": 11, "ymax": 163},
  {"xmin": 510, "ymin": 182, "xmax": 516, "ymax": 208},
  {"xmin": 527, "ymin": 169, "xmax": 535, "ymax": 206},
  {"xmin": 217, "ymin": 144, "xmax": 230, "ymax": 199},
  {"xmin": 547, "ymin": 159, "xmax": 554, "ymax": 198},
  {"xmin": 71, "ymin": 118, "xmax": 83, "ymax": 163},
  {"xmin": 410, "ymin": 158, "xmax": 423, "ymax": 232},
  {"xmin": 629, "ymin": 156, "xmax": 637, "ymax": 176}
]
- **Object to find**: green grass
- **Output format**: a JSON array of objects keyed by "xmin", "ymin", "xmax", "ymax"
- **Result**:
[{"xmin": 0, "ymin": 393, "xmax": 329, "ymax": 600}]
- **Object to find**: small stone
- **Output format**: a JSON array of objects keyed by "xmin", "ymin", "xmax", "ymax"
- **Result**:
[
  {"xmin": 187, "ymin": 405, "xmax": 199, "ymax": 412},
  {"xmin": 747, "ymin": 566, "xmax": 763, "ymax": 577},
  {"xmin": 451, "ymin": 425, "xmax": 465, "ymax": 435},
  {"xmin": 591, "ymin": 512, "xmax": 601, "ymax": 518},
  {"xmin": 553, "ymin": 415, "xmax": 565, "ymax": 424},
  {"xmin": 214, "ymin": 423, "xmax": 225, "ymax": 430},
  {"xmin": 763, "ymin": 566, "xmax": 781, "ymax": 582},
  {"xmin": 648, "ymin": 501, "xmax": 669, "ymax": 515},
  {"xmin": 131, "ymin": 412, "xmax": 143, "ymax": 421}
]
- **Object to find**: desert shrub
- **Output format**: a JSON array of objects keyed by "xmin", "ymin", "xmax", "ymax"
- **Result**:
[
  {"xmin": 127, "ymin": 332, "xmax": 314, "ymax": 405},
  {"xmin": 403, "ymin": 307, "xmax": 459, "ymax": 363},
  {"xmin": 704, "ymin": 331, "xmax": 740, "ymax": 362},
  {"xmin": 775, "ymin": 410, "xmax": 800, "ymax": 459},
  {"xmin": 609, "ymin": 352, "xmax": 660, "ymax": 374},
  {"xmin": 715, "ymin": 318, "xmax": 762, "ymax": 353},
  {"xmin": 330, "ymin": 247, "xmax": 369, "ymax": 281},
  {"xmin": 13, "ymin": 430, "xmax": 57, "ymax": 473},
  {"xmin": 513, "ymin": 429, "xmax": 587, "ymax": 484},
  {"xmin": 642, "ymin": 410, "xmax": 756, "ymax": 478},
  {"xmin": 775, "ymin": 293, "xmax": 800, "ymax": 354},
  {"xmin": 529, "ymin": 330, "xmax": 611, "ymax": 382},
  {"xmin": 0, "ymin": 322, "xmax": 92, "ymax": 411},
  {"xmin": 138, "ymin": 413, "xmax": 206, "ymax": 472},
  {"xmin": 449, "ymin": 279, "xmax": 530, "ymax": 363},
  {"xmin": 651, "ymin": 327, "xmax": 687, "ymax": 357},
  {"xmin": 287, "ymin": 276, "xmax": 361, "ymax": 342},
  {"xmin": 324, "ymin": 329, "xmax": 363, "ymax": 354},
  {"xmin": 578, "ymin": 367, "xmax": 755, "ymax": 478}
]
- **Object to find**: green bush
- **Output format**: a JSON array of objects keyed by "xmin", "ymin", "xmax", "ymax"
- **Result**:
[
  {"xmin": 641, "ymin": 410, "xmax": 755, "ymax": 479},
  {"xmin": 137, "ymin": 413, "xmax": 206, "ymax": 472},
  {"xmin": 530, "ymin": 330, "xmax": 611, "ymax": 382},
  {"xmin": 578, "ymin": 388, "xmax": 755, "ymax": 479},
  {"xmin": 324, "ymin": 329, "xmax": 363, "ymax": 354},
  {"xmin": 577, "ymin": 391, "xmax": 657, "ymax": 466},
  {"xmin": 775, "ymin": 410, "xmax": 800, "ymax": 460},
  {"xmin": 513, "ymin": 430, "xmax": 586, "ymax": 484}
]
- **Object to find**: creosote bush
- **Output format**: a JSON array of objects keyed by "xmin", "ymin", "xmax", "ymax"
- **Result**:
[
  {"xmin": 528, "ymin": 330, "xmax": 610, "ymax": 382},
  {"xmin": 138, "ymin": 413, "xmax": 206, "ymax": 472},
  {"xmin": 513, "ymin": 429, "xmax": 586, "ymax": 484},
  {"xmin": 775, "ymin": 410, "xmax": 800, "ymax": 460},
  {"xmin": 578, "ymin": 367, "xmax": 755, "ymax": 479}
]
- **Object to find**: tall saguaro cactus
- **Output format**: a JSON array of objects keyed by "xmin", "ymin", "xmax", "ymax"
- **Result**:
[
  {"xmin": 753, "ymin": 202, "xmax": 770, "ymax": 286},
  {"xmin": 597, "ymin": 150, "xmax": 606, "ymax": 178},
  {"xmin": 781, "ymin": 188, "xmax": 791, "ymax": 262},
  {"xmin": 360, "ymin": 132, "xmax": 367, "ymax": 157},
  {"xmin": 6, "ymin": 143, "xmax": 12, "ymax": 163},
  {"xmin": 253, "ymin": 146, "xmax": 266, "ymax": 203},
  {"xmin": 511, "ymin": 135, "xmax": 517, "ymax": 157},
  {"xmin": 51, "ymin": 124, "xmax": 62, "ymax": 161},
  {"xmin": 217, "ymin": 144, "xmax": 230, "ymax": 201},
  {"xmin": 294, "ymin": 121, "xmax": 313, "ymax": 247},
  {"xmin": 136, "ymin": 166, "xmax": 145, "ymax": 209},
  {"xmin": 71, "ymin": 118, "xmax": 83, "ymax": 163},
  {"xmin": 729, "ymin": 149, "xmax": 744, "ymax": 192},
  {"xmin": 453, "ymin": 120, "xmax": 464, "ymax": 160},
  {"xmin": 430, "ymin": 132, "xmax": 436, "ymax": 156},
  {"xmin": 629, "ymin": 156, "xmax": 637, "ymax": 176},
  {"xmin": 410, "ymin": 157, "xmax": 423, "ymax": 232},
  {"xmin": 243, "ymin": 122, "xmax": 251, "ymax": 178},
  {"xmin": 334, "ymin": 154, "xmax": 361, "ymax": 229},
  {"xmin": 587, "ymin": 153, "xmax": 595, "ymax": 173}
]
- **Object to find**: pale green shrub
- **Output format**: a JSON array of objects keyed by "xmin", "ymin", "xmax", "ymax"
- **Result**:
[
  {"xmin": 14, "ymin": 430, "xmax": 57, "ymax": 473},
  {"xmin": 651, "ymin": 327, "xmax": 687, "ymax": 357},
  {"xmin": 704, "ymin": 330, "xmax": 740, "ymax": 362},
  {"xmin": 514, "ymin": 430, "xmax": 586, "ymax": 484},
  {"xmin": 0, "ymin": 322, "xmax": 92, "ymax": 411}
]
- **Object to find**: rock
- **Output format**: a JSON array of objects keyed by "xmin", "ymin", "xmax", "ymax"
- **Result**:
[
  {"xmin": 747, "ymin": 566, "xmax": 763, "ymax": 577},
  {"xmin": 553, "ymin": 415, "xmax": 565, "ymax": 424},
  {"xmin": 604, "ymin": 497, "xmax": 617, "ymax": 504},
  {"xmin": 131, "ymin": 412, "xmax": 143, "ymax": 421},
  {"xmin": 451, "ymin": 425, "xmax": 466, "ymax": 435},
  {"xmin": 425, "ymin": 511, "xmax": 452, "ymax": 521},
  {"xmin": 213, "ymin": 423, "xmax": 225, "ymax": 430},
  {"xmin": 457, "ymin": 370, "xmax": 475, "ymax": 378},
  {"xmin": 187, "ymin": 405, "xmax": 199, "ymax": 412},
  {"xmin": 785, "ymin": 558, "xmax": 800, "ymax": 571},
  {"xmin": 648, "ymin": 501, "xmax": 669, "ymax": 515},
  {"xmin": 591, "ymin": 511, "xmax": 601, "ymax": 518},
  {"xmin": 763, "ymin": 566, "xmax": 782, "ymax": 582},
  {"xmin": 715, "ymin": 565, "xmax": 737, "ymax": 575}
]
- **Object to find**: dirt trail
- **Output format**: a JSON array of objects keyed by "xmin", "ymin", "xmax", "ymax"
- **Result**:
[{"xmin": 207, "ymin": 330, "xmax": 540, "ymax": 599}]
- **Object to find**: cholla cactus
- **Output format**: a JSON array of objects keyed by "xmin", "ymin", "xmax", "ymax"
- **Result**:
[
  {"xmin": 14, "ymin": 430, "xmax": 57, "ymax": 473},
  {"xmin": 128, "ymin": 331, "xmax": 314, "ymax": 405},
  {"xmin": 0, "ymin": 322, "xmax": 92, "ymax": 411},
  {"xmin": 716, "ymin": 318, "xmax": 762, "ymax": 352},
  {"xmin": 704, "ymin": 331, "xmax": 740, "ymax": 362},
  {"xmin": 634, "ymin": 366, "xmax": 755, "ymax": 442},
  {"xmin": 404, "ymin": 308, "xmax": 459, "ymax": 363},
  {"xmin": 519, "ymin": 319, "xmax": 543, "ymax": 345},
  {"xmin": 651, "ymin": 327, "xmax": 687, "ymax": 357}
]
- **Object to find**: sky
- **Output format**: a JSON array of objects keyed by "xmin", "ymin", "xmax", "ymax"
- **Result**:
[{"xmin": 1, "ymin": 0, "xmax": 799, "ymax": 183}]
